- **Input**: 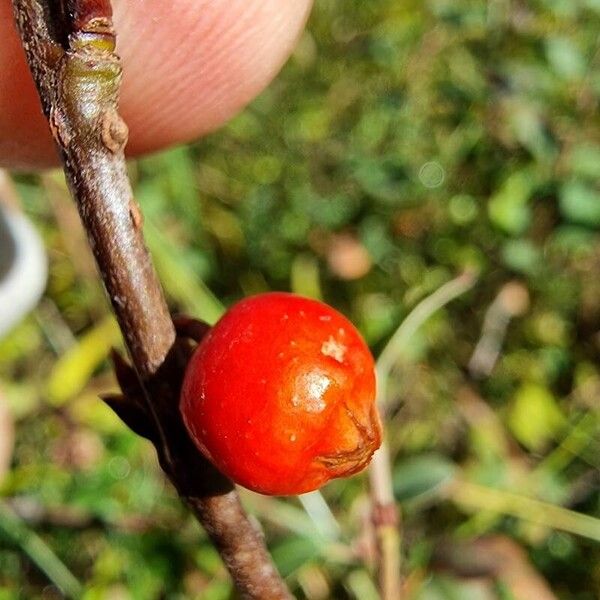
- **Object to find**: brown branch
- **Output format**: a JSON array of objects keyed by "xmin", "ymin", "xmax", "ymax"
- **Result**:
[{"xmin": 12, "ymin": 1, "xmax": 292, "ymax": 597}]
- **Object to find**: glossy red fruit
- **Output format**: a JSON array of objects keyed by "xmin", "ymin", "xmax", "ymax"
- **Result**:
[{"xmin": 180, "ymin": 292, "xmax": 382, "ymax": 496}]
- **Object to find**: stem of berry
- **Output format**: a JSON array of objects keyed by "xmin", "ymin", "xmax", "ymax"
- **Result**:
[{"xmin": 12, "ymin": 1, "xmax": 291, "ymax": 597}]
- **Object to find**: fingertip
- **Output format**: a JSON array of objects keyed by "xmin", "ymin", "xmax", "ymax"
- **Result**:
[
  {"xmin": 0, "ymin": 0, "xmax": 313, "ymax": 168},
  {"xmin": 118, "ymin": 0, "xmax": 312, "ymax": 156}
]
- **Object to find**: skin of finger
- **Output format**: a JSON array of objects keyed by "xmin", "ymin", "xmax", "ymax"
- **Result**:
[{"xmin": 0, "ymin": 0, "xmax": 313, "ymax": 169}]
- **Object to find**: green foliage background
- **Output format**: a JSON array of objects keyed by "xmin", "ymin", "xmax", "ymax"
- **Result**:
[{"xmin": 2, "ymin": 0, "xmax": 600, "ymax": 598}]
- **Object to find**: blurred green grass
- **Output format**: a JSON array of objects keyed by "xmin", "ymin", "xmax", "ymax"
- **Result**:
[{"xmin": 1, "ymin": 1, "xmax": 600, "ymax": 598}]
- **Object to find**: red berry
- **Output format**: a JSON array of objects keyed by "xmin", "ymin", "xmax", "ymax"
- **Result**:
[{"xmin": 180, "ymin": 292, "xmax": 382, "ymax": 496}]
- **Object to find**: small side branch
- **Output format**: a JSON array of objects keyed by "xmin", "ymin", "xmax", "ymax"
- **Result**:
[
  {"xmin": 369, "ymin": 270, "xmax": 477, "ymax": 600},
  {"xmin": 12, "ymin": 1, "xmax": 291, "ymax": 597}
]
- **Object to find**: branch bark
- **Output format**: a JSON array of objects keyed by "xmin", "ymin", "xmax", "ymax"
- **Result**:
[{"xmin": 12, "ymin": 1, "xmax": 292, "ymax": 597}]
